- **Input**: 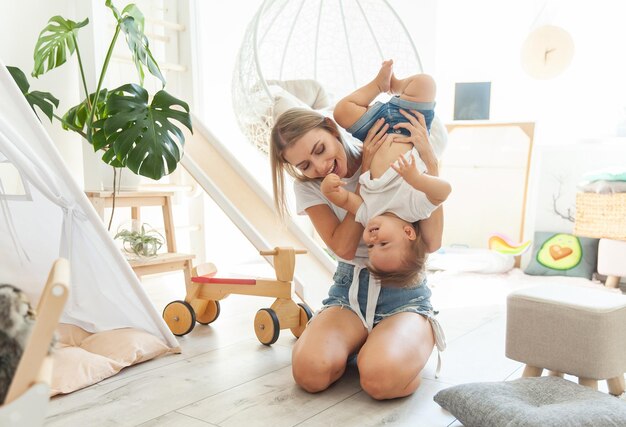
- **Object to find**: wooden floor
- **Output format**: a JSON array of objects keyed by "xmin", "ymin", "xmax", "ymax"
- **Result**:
[{"xmin": 44, "ymin": 267, "xmax": 607, "ymax": 427}]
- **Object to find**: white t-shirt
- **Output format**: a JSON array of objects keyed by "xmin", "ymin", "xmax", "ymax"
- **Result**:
[
  {"xmin": 294, "ymin": 167, "xmax": 369, "ymax": 261},
  {"xmin": 355, "ymin": 148, "xmax": 438, "ymax": 226}
]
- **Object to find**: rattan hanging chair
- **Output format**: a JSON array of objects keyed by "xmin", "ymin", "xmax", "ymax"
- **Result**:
[{"xmin": 232, "ymin": 0, "xmax": 423, "ymax": 153}]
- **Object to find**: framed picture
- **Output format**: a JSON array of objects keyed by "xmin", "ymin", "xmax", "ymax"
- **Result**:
[{"xmin": 454, "ymin": 82, "xmax": 491, "ymax": 120}]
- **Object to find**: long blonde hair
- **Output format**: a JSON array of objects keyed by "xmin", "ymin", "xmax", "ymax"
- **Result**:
[{"xmin": 270, "ymin": 108, "xmax": 360, "ymax": 218}]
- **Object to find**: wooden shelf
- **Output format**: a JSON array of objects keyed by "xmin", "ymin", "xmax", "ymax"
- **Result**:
[
  {"xmin": 129, "ymin": 253, "xmax": 195, "ymax": 288},
  {"xmin": 86, "ymin": 190, "xmax": 193, "ymax": 291},
  {"xmin": 129, "ymin": 252, "xmax": 195, "ymax": 268}
]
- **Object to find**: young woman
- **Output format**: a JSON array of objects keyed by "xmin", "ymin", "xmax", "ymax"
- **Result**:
[{"xmin": 270, "ymin": 105, "xmax": 445, "ymax": 400}]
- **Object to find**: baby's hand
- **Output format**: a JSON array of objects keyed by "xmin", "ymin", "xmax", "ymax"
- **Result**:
[
  {"xmin": 321, "ymin": 173, "xmax": 346, "ymax": 196},
  {"xmin": 390, "ymin": 153, "xmax": 421, "ymax": 184}
]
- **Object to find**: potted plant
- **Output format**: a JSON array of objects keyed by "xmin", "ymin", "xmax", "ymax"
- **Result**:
[
  {"xmin": 7, "ymin": 0, "xmax": 192, "ymax": 228},
  {"xmin": 114, "ymin": 222, "xmax": 164, "ymax": 259}
]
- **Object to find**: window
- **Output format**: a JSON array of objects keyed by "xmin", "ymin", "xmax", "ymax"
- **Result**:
[{"xmin": 0, "ymin": 155, "xmax": 31, "ymax": 201}]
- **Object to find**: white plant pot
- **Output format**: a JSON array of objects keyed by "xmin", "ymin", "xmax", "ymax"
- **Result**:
[{"xmin": 101, "ymin": 165, "xmax": 142, "ymax": 191}]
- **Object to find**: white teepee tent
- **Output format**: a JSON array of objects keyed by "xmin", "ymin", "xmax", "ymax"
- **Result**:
[{"xmin": 0, "ymin": 59, "xmax": 179, "ymax": 376}]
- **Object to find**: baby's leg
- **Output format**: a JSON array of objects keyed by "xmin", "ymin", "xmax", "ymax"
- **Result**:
[
  {"xmin": 391, "ymin": 73, "xmax": 436, "ymax": 103},
  {"xmin": 334, "ymin": 60, "xmax": 394, "ymax": 130}
]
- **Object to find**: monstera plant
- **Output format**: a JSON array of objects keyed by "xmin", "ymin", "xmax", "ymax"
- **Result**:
[{"xmin": 8, "ymin": 0, "xmax": 192, "ymax": 184}]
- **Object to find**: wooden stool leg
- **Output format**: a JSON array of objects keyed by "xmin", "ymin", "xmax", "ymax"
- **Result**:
[
  {"xmin": 547, "ymin": 370, "xmax": 564, "ymax": 378},
  {"xmin": 578, "ymin": 377, "xmax": 598, "ymax": 390},
  {"xmin": 605, "ymin": 276, "xmax": 620, "ymax": 288},
  {"xmin": 90, "ymin": 197, "xmax": 105, "ymax": 221},
  {"xmin": 131, "ymin": 206, "xmax": 140, "ymax": 222},
  {"xmin": 162, "ymin": 195, "xmax": 177, "ymax": 253},
  {"xmin": 607, "ymin": 375, "xmax": 625, "ymax": 396},
  {"xmin": 522, "ymin": 365, "xmax": 543, "ymax": 377}
]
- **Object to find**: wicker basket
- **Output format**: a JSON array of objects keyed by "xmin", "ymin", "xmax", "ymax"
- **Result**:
[{"xmin": 574, "ymin": 192, "xmax": 626, "ymax": 240}]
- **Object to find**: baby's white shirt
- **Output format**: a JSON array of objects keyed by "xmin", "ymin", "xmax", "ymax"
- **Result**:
[{"xmin": 355, "ymin": 147, "xmax": 438, "ymax": 226}]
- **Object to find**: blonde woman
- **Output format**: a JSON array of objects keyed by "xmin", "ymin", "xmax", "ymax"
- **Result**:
[{"xmin": 270, "ymin": 103, "xmax": 445, "ymax": 400}]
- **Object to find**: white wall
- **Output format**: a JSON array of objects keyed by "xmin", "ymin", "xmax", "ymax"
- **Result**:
[
  {"xmin": 430, "ymin": 0, "xmax": 626, "ymax": 247},
  {"xmin": 432, "ymin": 0, "xmax": 626, "ymax": 138},
  {"xmin": 0, "ymin": 0, "xmax": 84, "ymax": 185}
]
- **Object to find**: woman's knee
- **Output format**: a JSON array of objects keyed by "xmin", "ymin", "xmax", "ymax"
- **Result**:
[
  {"xmin": 357, "ymin": 350, "xmax": 423, "ymax": 400},
  {"xmin": 357, "ymin": 357, "xmax": 395, "ymax": 399},
  {"xmin": 292, "ymin": 350, "xmax": 346, "ymax": 393},
  {"xmin": 291, "ymin": 306, "xmax": 367, "ymax": 393}
]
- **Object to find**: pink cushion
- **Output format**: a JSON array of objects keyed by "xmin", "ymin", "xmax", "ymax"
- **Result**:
[
  {"xmin": 50, "ymin": 324, "xmax": 174, "ymax": 396},
  {"xmin": 50, "ymin": 347, "xmax": 124, "ymax": 395},
  {"xmin": 80, "ymin": 328, "xmax": 171, "ymax": 365}
]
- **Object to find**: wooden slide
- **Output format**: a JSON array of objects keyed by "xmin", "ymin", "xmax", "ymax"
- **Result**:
[{"xmin": 181, "ymin": 118, "xmax": 335, "ymax": 309}]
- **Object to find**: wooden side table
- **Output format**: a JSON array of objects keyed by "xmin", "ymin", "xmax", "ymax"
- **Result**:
[
  {"xmin": 85, "ymin": 191, "xmax": 195, "ymax": 290},
  {"xmin": 598, "ymin": 239, "xmax": 626, "ymax": 289},
  {"xmin": 574, "ymin": 192, "xmax": 626, "ymax": 288}
]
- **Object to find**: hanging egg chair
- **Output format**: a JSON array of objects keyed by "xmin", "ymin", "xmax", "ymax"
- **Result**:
[{"xmin": 232, "ymin": 0, "xmax": 423, "ymax": 153}]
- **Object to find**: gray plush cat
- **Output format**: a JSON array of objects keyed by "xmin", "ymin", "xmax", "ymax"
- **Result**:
[{"xmin": 0, "ymin": 284, "xmax": 35, "ymax": 404}]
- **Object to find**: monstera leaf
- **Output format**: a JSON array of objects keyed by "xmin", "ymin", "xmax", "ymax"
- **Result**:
[
  {"xmin": 7, "ymin": 66, "xmax": 58, "ymax": 122},
  {"xmin": 63, "ymin": 90, "xmax": 110, "ymax": 137},
  {"xmin": 12, "ymin": 1, "xmax": 192, "ymax": 192},
  {"xmin": 100, "ymin": 83, "xmax": 192, "ymax": 180},
  {"xmin": 32, "ymin": 16, "xmax": 89, "ymax": 77},
  {"xmin": 106, "ymin": 0, "xmax": 165, "ymax": 86}
]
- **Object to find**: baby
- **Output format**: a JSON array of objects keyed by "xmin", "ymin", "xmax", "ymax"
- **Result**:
[{"xmin": 322, "ymin": 60, "xmax": 451, "ymax": 287}]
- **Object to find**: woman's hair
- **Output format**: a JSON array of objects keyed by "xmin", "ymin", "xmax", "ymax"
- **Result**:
[
  {"xmin": 367, "ymin": 223, "xmax": 427, "ymax": 288},
  {"xmin": 270, "ymin": 108, "xmax": 360, "ymax": 218}
]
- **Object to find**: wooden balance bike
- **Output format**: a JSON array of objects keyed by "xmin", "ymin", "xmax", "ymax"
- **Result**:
[{"xmin": 162, "ymin": 247, "xmax": 313, "ymax": 345}]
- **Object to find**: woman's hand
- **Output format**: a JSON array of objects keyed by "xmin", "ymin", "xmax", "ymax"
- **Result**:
[
  {"xmin": 392, "ymin": 109, "xmax": 438, "ymax": 175},
  {"xmin": 392, "ymin": 109, "xmax": 430, "ymax": 152},
  {"xmin": 361, "ymin": 117, "xmax": 388, "ymax": 173}
]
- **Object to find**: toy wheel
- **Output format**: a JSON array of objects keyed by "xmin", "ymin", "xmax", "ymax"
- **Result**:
[
  {"xmin": 254, "ymin": 308, "xmax": 280, "ymax": 345},
  {"xmin": 290, "ymin": 303, "xmax": 313, "ymax": 338},
  {"xmin": 163, "ymin": 300, "xmax": 196, "ymax": 336},
  {"xmin": 196, "ymin": 300, "xmax": 220, "ymax": 325}
]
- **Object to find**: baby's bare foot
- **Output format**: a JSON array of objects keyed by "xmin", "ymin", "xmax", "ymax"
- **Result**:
[
  {"xmin": 375, "ymin": 59, "xmax": 393, "ymax": 93},
  {"xmin": 390, "ymin": 73, "xmax": 401, "ymax": 95}
]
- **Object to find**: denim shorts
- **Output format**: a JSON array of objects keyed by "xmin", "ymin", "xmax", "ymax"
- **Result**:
[
  {"xmin": 321, "ymin": 262, "xmax": 435, "ymax": 326},
  {"xmin": 346, "ymin": 96, "xmax": 436, "ymax": 142}
]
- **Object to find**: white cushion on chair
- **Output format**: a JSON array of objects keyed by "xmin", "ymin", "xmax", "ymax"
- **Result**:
[{"xmin": 598, "ymin": 238, "xmax": 626, "ymax": 277}]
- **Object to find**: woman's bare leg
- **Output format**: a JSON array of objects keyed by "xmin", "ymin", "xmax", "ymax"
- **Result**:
[
  {"xmin": 333, "ymin": 60, "xmax": 394, "ymax": 129},
  {"xmin": 357, "ymin": 312, "xmax": 435, "ymax": 400},
  {"xmin": 292, "ymin": 306, "xmax": 368, "ymax": 393}
]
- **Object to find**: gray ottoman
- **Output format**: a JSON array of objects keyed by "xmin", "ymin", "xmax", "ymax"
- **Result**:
[{"xmin": 506, "ymin": 283, "xmax": 626, "ymax": 395}]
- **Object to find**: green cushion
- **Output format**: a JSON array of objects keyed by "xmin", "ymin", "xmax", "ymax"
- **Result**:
[
  {"xmin": 434, "ymin": 377, "xmax": 626, "ymax": 427},
  {"xmin": 524, "ymin": 231, "xmax": 599, "ymax": 280}
]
